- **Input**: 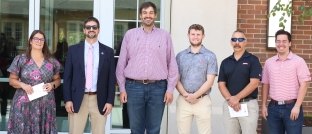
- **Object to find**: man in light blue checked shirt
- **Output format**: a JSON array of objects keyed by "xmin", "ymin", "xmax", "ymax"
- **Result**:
[{"xmin": 176, "ymin": 24, "xmax": 218, "ymax": 134}]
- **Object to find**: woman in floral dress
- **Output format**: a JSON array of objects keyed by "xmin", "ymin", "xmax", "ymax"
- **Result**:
[{"xmin": 7, "ymin": 30, "xmax": 61, "ymax": 134}]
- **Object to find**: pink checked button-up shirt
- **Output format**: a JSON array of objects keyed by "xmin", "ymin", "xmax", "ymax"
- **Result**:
[
  {"xmin": 262, "ymin": 52, "xmax": 311, "ymax": 101},
  {"xmin": 116, "ymin": 27, "xmax": 178, "ymax": 93}
]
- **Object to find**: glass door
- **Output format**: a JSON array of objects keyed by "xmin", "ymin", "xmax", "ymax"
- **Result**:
[
  {"xmin": 39, "ymin": 0, "xmax": 93, "ymax": 133},
  {"xmin": 0, "ymin": 0, "xmax": 29, "ymax": 132}
]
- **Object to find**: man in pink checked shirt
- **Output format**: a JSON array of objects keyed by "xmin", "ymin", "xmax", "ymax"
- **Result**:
[
  {"xmin": 116, "ymin": 2, "xmax": 178, "ymax": 134},
  {"xmin": 261, "ymin": 29, "xmax": 311, "ymax": 134}
]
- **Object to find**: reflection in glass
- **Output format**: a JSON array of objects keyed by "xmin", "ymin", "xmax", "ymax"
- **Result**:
[
  {"xmin": 115, "ymin": 0, "xmax": 137, "ymax": 20},
  {"xmin": 0, "ymin": 0, "xmax": 29, "ymax": 131},
  {"xmin": 40, "ymin": 0, "xmax": 93, "ymax": 133},
  {"xmin": 0, "ymin": 0, "xmax": 28, "ymax": 75}
]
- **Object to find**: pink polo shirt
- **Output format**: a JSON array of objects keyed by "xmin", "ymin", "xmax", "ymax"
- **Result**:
[{"xmin": 262, "ymin": 52, "xmax": 311, "ymax": 101}]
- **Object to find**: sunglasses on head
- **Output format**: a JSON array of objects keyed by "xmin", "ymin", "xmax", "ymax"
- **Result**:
[
  {"xmin": 231, "ymin": 38, "xmax": 246, "ymax": 42},
  {"xmin": 85, "ymin": 25, "xmax": 98, "ymax": 30}
]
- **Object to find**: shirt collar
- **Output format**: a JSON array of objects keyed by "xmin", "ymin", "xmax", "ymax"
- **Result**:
[
  {"xmin": 186, "ymin": 45, "xmax": 205, "ymax": 54},
  {"xmin": 140, "ymin": 26, "xmax": 157, "ymax": 33},
  {"xmin": 229, "ymin": 51, "xmax": 251, "ymax": 59},
  {"xmin": 274, "ymin": 51, "xmax": 294, "ymax": 61},
  {"xmin": 84, "ymin": 40, "xmax": 99, "ymax": 49}
]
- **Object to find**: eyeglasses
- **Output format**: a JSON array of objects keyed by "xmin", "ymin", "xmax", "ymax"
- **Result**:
[
  {"xmin": 275, "ymin": 40, "xmax": 289, "ymax": 44},
  {"xmin": 32, "ymin": 37, "xmax": 45, "ymax": 43},
  {"xmin": 231, "ymin": 38, "xmax": 246, "ymax": 42},
  {"xmin": 85, "ymin": 25, "xmax": 98, "ymax": 30}
]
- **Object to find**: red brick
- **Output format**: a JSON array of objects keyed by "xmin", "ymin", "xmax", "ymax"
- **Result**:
[
  {"xmin": 291, "ymin": 30, "xmax": 304, "ymax": 34},
  {"xmin": 303, "ymin": 40, "xmax": 312, "ymax": 44},
  {"xmin": 240, "ymin": 5, "xmax": 255, "ymax": 10},
  {"xmin": 248, "ymin": 10, "xmax": 263, "ymax": 14},
  {"xmin": 240, "ymin": 24, "xmax": 255, "ymax": 28},
  {"xmin": 304, "ymin": 30, "xmax": 312, "ymax": 35},
  {"xmin": 247, "ymin": 29, "xmax": 262, "ymax": 33},
  {"xmin": 297, "ymin": 26, "xmax": 312, "ymax": 30},
  {"xmin": 248, "ymin": 0, "xmax": 262, "ymax": 5},
  {"xmin": 240, "ymin": 14, "xmax": 255, "ymax": 19},
  {"xmin": 255, "ymin": 5, "xmax": 267, "ymax": 10},
  {"xmin": 255, "ymin": 24, "xmax": 267, "ymax": 29},
  {"xmin": 295, "ymin": 35, "xmax": 311, "ymax": 39},
  {"xmin": 304, "ymin": 20, "xmax": 312, "ymax": 25},
  {"xmin": 247, "ymin": 20, "xmax": 262, "ymax": 23}
]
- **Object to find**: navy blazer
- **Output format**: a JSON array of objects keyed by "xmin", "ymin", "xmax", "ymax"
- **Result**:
[{"xmin": 63, "ymin": 41, "xmax": 115, "ymax": 115}]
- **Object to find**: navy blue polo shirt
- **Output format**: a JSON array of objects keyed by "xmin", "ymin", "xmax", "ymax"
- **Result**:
[{"xmin": 218, "ymin": 51, "xmax": 262, "ymax": 99}]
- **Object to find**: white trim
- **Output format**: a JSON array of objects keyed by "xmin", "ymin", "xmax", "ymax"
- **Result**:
[
  {"xmin": 34, "ymin": 0, "xmax": 40, "ymax": 30},
  {"xmin": 28, "ymin": 0, "xmax": 40, "ymax": 37},
  {"xmin": 95, "ymin": 0, "xmax": 114, "ymax": 48},
  {"xmin": 160, "ymin": 0, "xmax": 165, "ymax": 29},
  {"xmin": 28, "ymin": 0, "xmax": 35, "ymax": 37},
  {"xmin": 0, "ymin": 78, "xmax": 9, "ymax": 82}
]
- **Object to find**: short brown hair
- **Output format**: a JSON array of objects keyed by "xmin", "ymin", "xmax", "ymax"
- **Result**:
[
  {"xmin": 139, "ymin": 2, "xmax": 157, "ymax": 14},
  {"xmin": 83, "ymin": 16, "xmax": 100, "ymax": 28},
  {"xmin": 188, "ymin": 24, "xmax": 205, "ymax": 35}
]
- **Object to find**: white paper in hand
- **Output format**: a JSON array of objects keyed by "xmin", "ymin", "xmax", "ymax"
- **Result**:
[
  {"xmin": 228, "ymin": 103, "xmax": 248, "ymax": 118},
  {"xmin": 28, "ymin": 83, "xmax": 48, "ymax": 101}
]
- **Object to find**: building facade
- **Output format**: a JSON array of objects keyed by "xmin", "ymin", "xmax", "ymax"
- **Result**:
[{"xmin": 0, "ymin": 0, "xmax": 310, "ymax": 133}]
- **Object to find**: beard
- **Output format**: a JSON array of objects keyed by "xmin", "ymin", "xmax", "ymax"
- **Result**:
[
  {"xmin": 190, "ymin": 41, "xmax": 202, "ymax": 47},
  {"xmin": 86, "ymin": 31, "xmax": 97, "ymax": 39},
  {"xmin": 142, "ymin": 18, "xmax": 154, "ymax": 27}
]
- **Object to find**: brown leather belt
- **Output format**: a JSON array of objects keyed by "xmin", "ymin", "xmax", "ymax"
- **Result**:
[
  {"xmin": 126, "ymin": 78, "xmax": 164, "ymax": 84},
  {"xmin": 85, "ymin": 92, "xmax": 97, "ymax": 95},
  {"xmin": 270, "ymin": 99, "xmax": 296, "ymax": 105}
]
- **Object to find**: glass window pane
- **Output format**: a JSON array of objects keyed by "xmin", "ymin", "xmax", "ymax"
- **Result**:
[
  {"xmin": 114, "ymin": 21, "xmax": 137, "ymax": 56},
  {"xmin": 0, "ymin": 0, "xmax": 29, "ymax": 75},
  {"xmin": 115, "ymin": 0, "xmax": 137, "ymax": 20},
  {"xmin": 40, "ymin": 0, "xmax": 93, "ymax": 133},
  {"xmin": 0, "ymin": 0, "xmax": 29, "ymax": 131}
]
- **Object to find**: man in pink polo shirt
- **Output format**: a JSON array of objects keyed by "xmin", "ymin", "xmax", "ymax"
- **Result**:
[{"xmin": 261, "ymin": 29, "xmax": 311, "ymax": 134}]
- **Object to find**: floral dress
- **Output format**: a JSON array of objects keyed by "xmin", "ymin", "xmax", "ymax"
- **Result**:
[{"xmin": 7, "ymin": 54, "xmax": 61, "ymax": 134}]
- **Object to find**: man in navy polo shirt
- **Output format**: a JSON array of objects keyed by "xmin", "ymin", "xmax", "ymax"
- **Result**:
[{"xmin": 218, "ymin": 30, "xmax": 262, "ymax": 134}]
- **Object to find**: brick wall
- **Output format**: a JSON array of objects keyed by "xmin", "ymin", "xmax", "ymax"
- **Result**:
[{"xmin": 237, "ymin": 0, "xmax": 312, "ymax": 133}]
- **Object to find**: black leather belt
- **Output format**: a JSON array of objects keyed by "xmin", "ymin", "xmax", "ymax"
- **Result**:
[
  {"xmin": 126, "ymin": 78, "xmax": 164, "ymax": 84},
  {"xmin": 270, "ymin": 99, "xmax": 296, "ymax": 105},
  {"xmin": 85, "ymin": 92, "xmax": 97, "ymax": 95},
  {"xmin": 239, "ymin": 97, "xmax": 256, "ymax": 102},
  {"xmin": 197, "ymin": 94, "xmax": 207, "ymax": 99}
]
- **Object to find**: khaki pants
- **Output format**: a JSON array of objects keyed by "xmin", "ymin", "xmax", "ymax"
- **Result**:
[
  {"xmin": 176, "ymin": 95, "xmax": 212, "ymax": 134},
  {"xmin": 222, "ymin": 99, "xmax": 259, "ymax": 134},
  {"xmin": 68, "ymin": 94, "xmax": 107, "ymax": 134}
]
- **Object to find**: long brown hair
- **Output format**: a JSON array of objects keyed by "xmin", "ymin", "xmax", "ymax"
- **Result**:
[{"xmin": 25, "ymin": 30, "xmax": 52, "ymax": 61}]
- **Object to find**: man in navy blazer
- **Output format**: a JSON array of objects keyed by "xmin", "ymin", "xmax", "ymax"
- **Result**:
[{"xmin": 63, "ymin": 16, "xmax": 115, "ymax": 134}]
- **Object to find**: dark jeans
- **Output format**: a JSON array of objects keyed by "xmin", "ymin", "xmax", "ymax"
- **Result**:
[
  {"xmin": 126, "ymin": 80, "xmax": 167, "ymax": 134},
  {"xmin": 267, "ymin": 101, "xmax": 303, "ymax": 134}
]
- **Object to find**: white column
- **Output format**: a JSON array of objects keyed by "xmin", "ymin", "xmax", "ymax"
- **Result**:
[{"xmin": 94, "ymin": 0, "xmax": 114, "ymax": 48}]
